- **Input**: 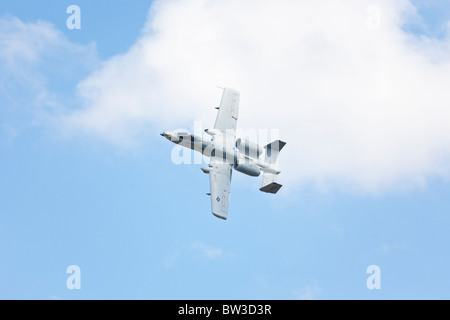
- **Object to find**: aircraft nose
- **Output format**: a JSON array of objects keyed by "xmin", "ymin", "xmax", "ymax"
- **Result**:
[{"xmin": 161, "ymin": 131, "xmax": 178, "ymax": 141}]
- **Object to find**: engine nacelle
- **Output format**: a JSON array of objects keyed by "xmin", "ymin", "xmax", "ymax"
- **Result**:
[
  {"xmin": 234, "ymin": 161, "xmax": 261, "ymax": 177},
  {"xmin": 204, "ymin": 129, "xmax": 222, "ymax": 136},
  {"xmin": 235, "ymin": 138, "xmax": 263, "ymax": 158}
]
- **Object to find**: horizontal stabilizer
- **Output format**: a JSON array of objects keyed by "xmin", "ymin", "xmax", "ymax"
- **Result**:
[
  {"xmin": 264, "ymin": 140, "xmax": 286, "ymax": 152},
  {"xmin": 260, "ymin": 182, "xmax": 282, "ymax": 194}
]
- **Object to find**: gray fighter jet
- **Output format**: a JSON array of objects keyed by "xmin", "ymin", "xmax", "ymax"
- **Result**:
[{"xmin": 161, "ymin": 88, "xmax": 286, "ymax": 220}]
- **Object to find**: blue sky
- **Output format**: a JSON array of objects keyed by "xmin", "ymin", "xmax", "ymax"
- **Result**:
[{"xmin": 1, "ymin": 0, "xmax": 450, "ymax": 300}]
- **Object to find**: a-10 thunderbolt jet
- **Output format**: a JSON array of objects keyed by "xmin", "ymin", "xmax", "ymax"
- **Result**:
[{"xmin": 161, "ymin": 88, "xmax": 286, "ymax": 220}]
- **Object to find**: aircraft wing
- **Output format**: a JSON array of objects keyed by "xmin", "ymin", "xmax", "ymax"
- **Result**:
[
  {"xmin": 207, "ymin": 88, "xmax": 238, "ymax": 219},
  {"xmin": 214, "ymin": 88, "xmax": 240, "ymax": 134},
  {"xmin": 208, "ymin": 158, "xmax": 232, "ymax": 220}
]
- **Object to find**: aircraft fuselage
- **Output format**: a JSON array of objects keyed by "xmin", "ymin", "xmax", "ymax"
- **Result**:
[{"xmin": 160, "ymin": 131, "xmax": 280, "ymax": 175}]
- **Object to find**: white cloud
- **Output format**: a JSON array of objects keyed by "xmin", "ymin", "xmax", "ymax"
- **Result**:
[
  {"xmin": 191, "ymin": 242, "xmax": 223, "ymax": 259},
  {"xmin": 4, "ymin": 1, "xmax": 450, "ymax": 193},
  {"xmin": 380, "ymin": 242, "xmax": 405, "ymax": 253},
  {"xmin": 292, "ymin": 282, "xmax": 322, "ymax": 300},
  {"xmin": 159, "ymin": 242, "xmax": 224, "ymax": 268},
  {"xmin": 61, "ymin": 0, "xmax": 450, "ymax": 192},
  {"xmin": 0, "ymin": 16, "xmax": 97, "ymax": 131},
  {"xmin": 0, "ymin": 16, "xmax": 60, "ymax": 68}
]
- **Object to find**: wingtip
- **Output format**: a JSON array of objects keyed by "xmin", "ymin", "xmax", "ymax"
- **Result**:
[
  {"xmin": 212, "ymin": 212, "xmax": 228, "ymax": 220},
  {"xmin": 264, "ymin": 140, "xmax": 287, "ymax": 151},
  {"xmin": 260, "ymin": 182, "xmax": 283, "ymax": 194},
  {"xmin": 279, "ymin": 140, "xmax": 287, "ymax": 151}
]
